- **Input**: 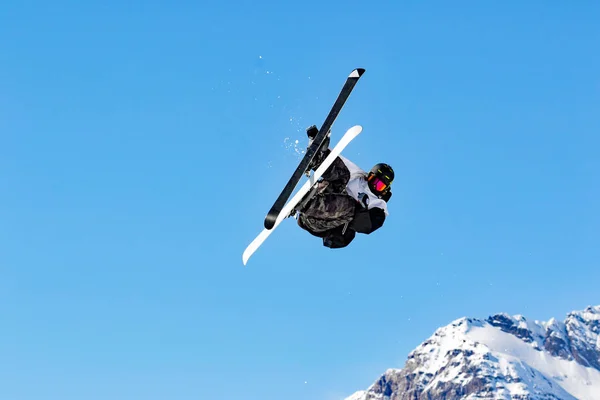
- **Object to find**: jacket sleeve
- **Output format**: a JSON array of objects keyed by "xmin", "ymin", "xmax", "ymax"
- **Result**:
[
  {"xmin": 322, "ymin": 206, "xmax": 385, "ymax": 247},
  {"xmin": 351, "ymin": 189, "xmax": 392, "ymax": 234},
  {"xmin": 351, "ymin": 207, "xmax": 386, "ymax": 234}
]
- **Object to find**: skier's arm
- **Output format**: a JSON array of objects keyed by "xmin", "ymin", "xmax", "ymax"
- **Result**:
[{"xmin": 351, "ymin": 207, "xmax": 386, "ymax": 234}]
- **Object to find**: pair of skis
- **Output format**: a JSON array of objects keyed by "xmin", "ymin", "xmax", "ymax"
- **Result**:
[
  {"xmin": 264, "ymin": 68, "xmax": 366, "ymax": 230},
  {"xmin": 242, "ymin": 125, "xmax": 363, "ymax": 265},
  {"xmin": 243, "ymin": 68, "xmax": 366, "ymax": 265}
]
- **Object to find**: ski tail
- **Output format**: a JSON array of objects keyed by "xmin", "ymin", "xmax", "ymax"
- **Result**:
[{"xmin": 263, "ymin": 68, "xmax": 365, "ymax": 230}]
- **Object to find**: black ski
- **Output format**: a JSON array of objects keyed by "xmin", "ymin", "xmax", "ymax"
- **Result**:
[{"xmin": 263, "ymin": 68, "xmax": 366, "ymax": 230}]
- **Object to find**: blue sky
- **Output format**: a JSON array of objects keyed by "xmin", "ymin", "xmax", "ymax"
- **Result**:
[{"xmin": 1, "ymin": 1, "xmax": 599, "ymax": 399}]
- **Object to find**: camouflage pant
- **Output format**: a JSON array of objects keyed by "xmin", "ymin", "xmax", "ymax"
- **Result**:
[{"xmin": 297, "ymin": 193, "xmax": 356, "ymax": 234}]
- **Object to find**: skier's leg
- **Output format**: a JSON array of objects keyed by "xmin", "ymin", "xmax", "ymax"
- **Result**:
[
  {"xmin": 302, "ymin": 193, "xmax": 355, "ymax": 220},
  {"xmin": 297, "ymin": 193, "xmax": 355, "ymax": 233},
  {"xmin": 297, "ymin": 215, "xmax": 327, "ymax": 238}
]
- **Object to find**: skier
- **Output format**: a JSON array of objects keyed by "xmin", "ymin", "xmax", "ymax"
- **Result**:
[{"xmin": 295, "ymin": 125, "xmax": 394, "ymax": 249}]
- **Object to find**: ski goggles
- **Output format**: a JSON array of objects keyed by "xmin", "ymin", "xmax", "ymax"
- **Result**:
[{"xmin": 368, "ymin": 174, "xmax": 388, "ymax": 192}]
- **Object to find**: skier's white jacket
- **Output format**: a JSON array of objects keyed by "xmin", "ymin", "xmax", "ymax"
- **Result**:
[
  {"xmin": 297, "ymin": 150, "xmax": 392, "ymax": 249},
  {"xmin": 339, "ymin": 155, "xmax": 389, "ymax": 217}
]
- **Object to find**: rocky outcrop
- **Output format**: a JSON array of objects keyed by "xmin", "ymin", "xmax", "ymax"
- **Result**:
[{"xmin": 346, "ymin": 306, "xmax": 600, "ymax": 400}]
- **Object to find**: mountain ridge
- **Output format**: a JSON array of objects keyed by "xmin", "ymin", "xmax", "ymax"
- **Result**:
[{"xmin": 346, "ymin": 305, "xmax": 600, "ymax": 400}]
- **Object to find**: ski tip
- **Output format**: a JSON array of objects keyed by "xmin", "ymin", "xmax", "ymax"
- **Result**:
[
  {"xmin": 265, "ymin": 216, "xmax": 275, "ymax": 230},
  {"xmin": 242, "ymin": 245, "xmax": 254, "ymax": 265},
  {"xmin": 349, "ymin": 68, "xmax": 366, "ymax": 78},
  {"xmin": 264, "ymin": 214, "xmax": 276, "ymax": 230}
]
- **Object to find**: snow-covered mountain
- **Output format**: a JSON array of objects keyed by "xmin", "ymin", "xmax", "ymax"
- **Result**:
[{"xmin": 346, "ymin": 305, "xmax": 600, "ymax": 400}]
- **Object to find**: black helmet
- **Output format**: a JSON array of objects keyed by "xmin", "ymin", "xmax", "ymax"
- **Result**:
[{"xmin": 367, "ymin": 163, "xmax": 394, "ymax": 195}]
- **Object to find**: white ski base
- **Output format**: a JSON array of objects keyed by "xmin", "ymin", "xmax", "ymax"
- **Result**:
[{"xmin": 242, "ymin": 125, "xmax": 363, "ymax": 266}]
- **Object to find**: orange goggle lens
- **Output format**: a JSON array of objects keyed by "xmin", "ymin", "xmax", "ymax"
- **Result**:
[{"xmin": 369, "ymin": 175, "xmax": 388, "ymax": 192}]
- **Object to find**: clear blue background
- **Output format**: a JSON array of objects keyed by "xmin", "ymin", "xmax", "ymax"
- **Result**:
[{"xmin": 1, "ymin": 1, "xmax": 598, "ymax": 399}]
